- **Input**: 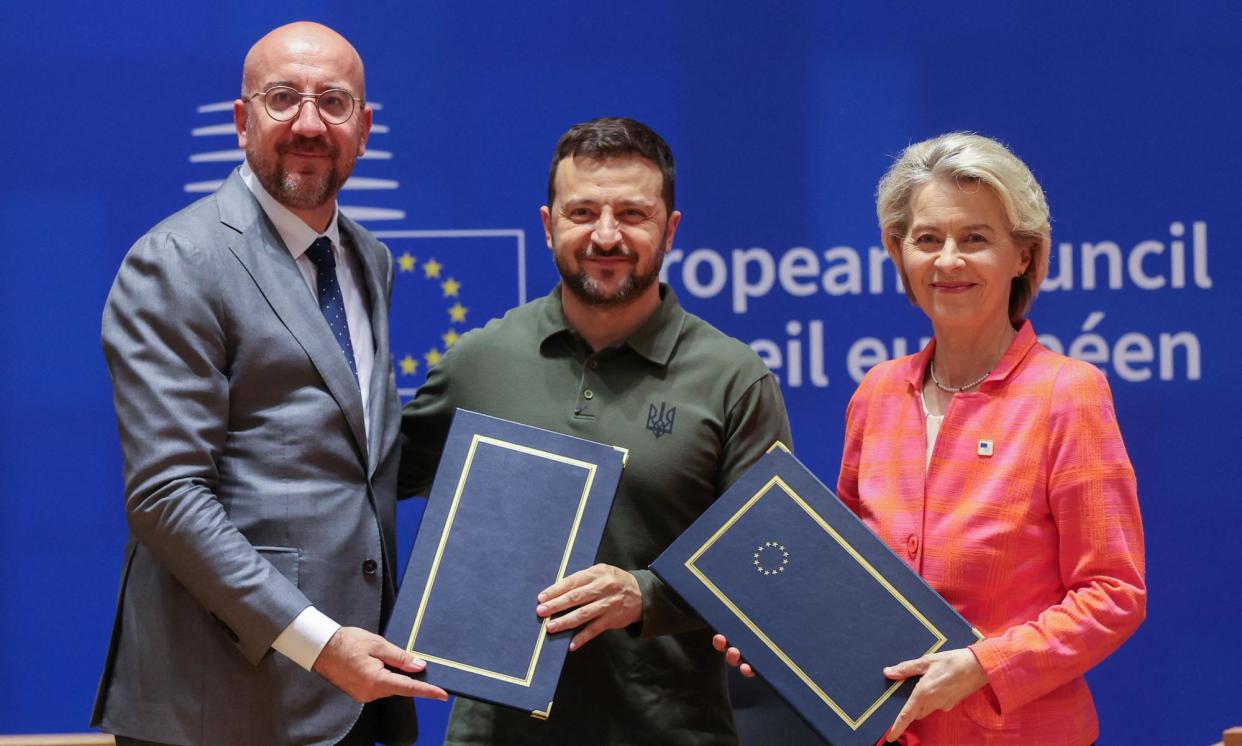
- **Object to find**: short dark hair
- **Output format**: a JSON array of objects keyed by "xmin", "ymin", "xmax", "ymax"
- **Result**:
[{"xmin": 546, "ymin": 117, "xmax": 676, "ymax": 213}]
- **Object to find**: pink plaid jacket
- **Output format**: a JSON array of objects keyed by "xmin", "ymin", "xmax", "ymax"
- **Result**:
[{"xmin": 839, "ymin": 321, "xmax": 1146, "ymax": 745}]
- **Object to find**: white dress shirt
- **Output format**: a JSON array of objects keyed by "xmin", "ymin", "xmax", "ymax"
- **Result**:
[{"xmin": 240, "ymin": 162, "xmax": 376, "ymax": 671}]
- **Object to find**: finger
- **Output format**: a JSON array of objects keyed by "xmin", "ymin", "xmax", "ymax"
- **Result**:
[
  {"xmin": 724, "ymin": 647, "xmax": 744, "ymax": 668},
  {"xmin": 884, "ymin": 657, "xmax": 929, "ymax": 680},
  {"xmin": 371, "ymin": 639, "xmax": 427, "ymax": 672},
  {"xmin": 888, "ymin": 701, "xmax": 915, "ymax": 740},
  {"xmin": 538, "ymin": 566, "xmax": 596, "ymax": 603},
  {"xmin": 740, "ymin": 662, "xmax": 756, "ymax": 678},
  {"xmin": 712, "ymin": 634, "xmax": 729, "ymax": 652},
  {"xmin": 538, "ymin": 578, "xmax": 604, "ymax": 618},
  {"xmin": 537, "ymin": 587, "xmax": 595, "ymax": 619},
  {"xmin": 568, "ymin": 618, "xmax": 609, "ymax": 651},
  {"xmin": 377, "ymin": 669, "xmax": 449, "ymax": 701},
  {"xmin": 546, "ymin": 598, "xmax": 607, "ymax": 634}
]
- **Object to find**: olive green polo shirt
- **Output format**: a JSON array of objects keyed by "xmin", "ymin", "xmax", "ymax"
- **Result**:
[{"xmin": 399, "ymin": 284, "xmax": 791, "ymax": 746}]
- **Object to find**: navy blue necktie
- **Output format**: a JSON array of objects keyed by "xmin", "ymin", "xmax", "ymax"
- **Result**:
[{"xmin": 305, "ymin": 237, "xmax": 359, "ymax": 383}]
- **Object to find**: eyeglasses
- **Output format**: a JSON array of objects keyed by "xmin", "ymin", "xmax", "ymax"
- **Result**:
[{"xmin": 244, "ymin": 86, "xmax": 361, "ymax": 125}]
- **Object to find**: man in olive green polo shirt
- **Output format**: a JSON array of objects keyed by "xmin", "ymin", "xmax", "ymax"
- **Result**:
[{"xmin": 398, "ymin": 117, "xmax": 791, "ymax": 745}]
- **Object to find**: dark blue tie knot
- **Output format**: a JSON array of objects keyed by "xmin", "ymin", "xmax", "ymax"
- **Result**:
[{"xmin": 306, "ymin": 236, "xmax": 336, "ymax": 269}]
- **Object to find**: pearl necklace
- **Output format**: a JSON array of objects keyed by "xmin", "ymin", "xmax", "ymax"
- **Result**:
[{"xmin": 928, "ymin": 359, "xmax": 990, "ymax": 393}]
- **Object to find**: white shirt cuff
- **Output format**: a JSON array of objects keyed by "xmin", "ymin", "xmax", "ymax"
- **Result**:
[{"xmin": 271, "ymin": 606, "xmax": 341, "ymax": 671}]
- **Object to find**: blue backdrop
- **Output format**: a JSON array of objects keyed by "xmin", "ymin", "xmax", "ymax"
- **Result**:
[{"xmin": 2, "ymin": 2, "xmax": 1238, "ymax": 743}]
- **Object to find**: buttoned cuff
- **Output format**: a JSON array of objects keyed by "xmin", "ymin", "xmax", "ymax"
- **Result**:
[{"xmin": 271, "ymin": 606, "xmax": 341, "ymax": 671}]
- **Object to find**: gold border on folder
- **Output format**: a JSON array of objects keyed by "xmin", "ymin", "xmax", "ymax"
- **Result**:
[
  {"xmin": 684, "ymin": 475, "xmax": 965, "ymax": 731},
  {"xmin": 531, "ymin": 702, "xmax": 553, "ymax": 720},
  {"xmin": 403, "ymin": 434, "xmax": 599, "ymax": 688},
  {"xmin": 765, "ymin": 440, "xmax": 792, "ymax": 454}
]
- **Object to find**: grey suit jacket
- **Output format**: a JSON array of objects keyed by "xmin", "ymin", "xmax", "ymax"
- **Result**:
[{"xmin": 93, "ymin": 170, "xmax": 417, "ymax": 746}]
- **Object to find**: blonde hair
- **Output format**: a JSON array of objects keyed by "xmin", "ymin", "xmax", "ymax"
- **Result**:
[{"xmin": 876, "ymin": 132, "xmax": 1051, "ymax": 325}]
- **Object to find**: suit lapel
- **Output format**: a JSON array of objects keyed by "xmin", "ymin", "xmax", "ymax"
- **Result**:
[
  {"xmin": 216, "ymin": 172, "xmax": 370, "ymax": 463},
  {"xmin": 342, "ymin": 216, "xmax": 392, "ymax": 478}
]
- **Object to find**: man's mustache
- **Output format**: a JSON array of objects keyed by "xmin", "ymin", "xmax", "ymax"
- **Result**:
[
  {"xmin": 578, "ymin": 245, "xmax": 636, "ymax": 261},
  {"xmin": 278, "ymin": 136, "xmax": 338, "ymax": 157}
]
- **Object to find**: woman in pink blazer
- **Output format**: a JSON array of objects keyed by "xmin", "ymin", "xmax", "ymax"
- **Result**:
[{"xmin": 718, "ymin": 133, "xmax": 1145, "ymax": 745}]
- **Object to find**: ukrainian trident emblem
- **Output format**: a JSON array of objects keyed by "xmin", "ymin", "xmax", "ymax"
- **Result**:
[{"xmin": 646, "ymin": 402, "xmax": 676, "ymax": 439}]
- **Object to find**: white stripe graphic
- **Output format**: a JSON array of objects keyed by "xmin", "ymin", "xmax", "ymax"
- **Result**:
[
  {"xmin": 192, "ymin": 124, "xmax": 236, "ymax": 136},
  {"xmin": 343, "ymin": 177, "xmax": 399, "ymax": 189},
  {"xmin": 190, "ymin": 149, "xmax": 244, "ymax": 163},
  {"xmin": 183, "ymin": 180, "xmax": 224, "ymax": 193},
  {"xmin": 341, "ymin": 206, "xmax": 406, "ymax": 221}
]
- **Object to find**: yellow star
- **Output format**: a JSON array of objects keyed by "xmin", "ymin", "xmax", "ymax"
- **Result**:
[
  {"xmin": 399, "ymin": 355, "xmax": 418, "ymax": 375},
  {"xmin": 442, "ymin": 329, "xmax": 460, "ymax": 348},
  {"xmin": 423, "ymin": 258, "xmax": 443, "ymax": 279},
  {"xmin": 397, "ymin": 252, "xmax": 416, "ymax": 273},
  {"xmin": 448, "ymin": 302, "xmax": 468, "ymax": 323},
  {"xmin": 424, "ymin": 348, "xmax": 443, "ymax": 367},
  {"xmin": 441, "ymin": 277, "xmax": 461, "ymax": 297}
]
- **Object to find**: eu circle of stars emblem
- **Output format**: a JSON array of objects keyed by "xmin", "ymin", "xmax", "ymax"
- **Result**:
[
  {"xmin": 753, "ymin": 541, "xmax": 790, "ymax": 576},
  {"xmin": 391, "ymin": 251, "xmax": 469, "ymax": 394}
]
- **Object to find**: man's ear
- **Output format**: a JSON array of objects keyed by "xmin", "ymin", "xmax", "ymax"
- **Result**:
[
  {"xmin": 356, "ymin": 104, "xmax": 373, "ymax": 156},
  {"xmin": 540, "ymin": 205, "xmax": 554, "ymax": 250},
  {"xmin": 662, "ymin": 210, "xmax": 683, "ymax": 253},
  {"xmin": 234, "ymin": 99, "xmax": 249, "ymax": 149}
]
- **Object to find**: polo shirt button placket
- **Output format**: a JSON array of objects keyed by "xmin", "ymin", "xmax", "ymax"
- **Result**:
[{"xmin": 575, "ymin": 355, "xmax": 601, "ymax": 417}]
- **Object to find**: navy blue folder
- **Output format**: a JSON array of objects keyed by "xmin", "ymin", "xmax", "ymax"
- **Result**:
[
  {"xmin": 384, "ymin": 409, "xmax": 627, "ymax": 718},
  {"xmin": 651, "ymin": 445, "xmax": 982, "ymax": 745}
]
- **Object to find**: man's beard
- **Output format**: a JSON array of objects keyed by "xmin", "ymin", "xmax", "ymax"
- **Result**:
[
  {"xmin": 555, "ymin": 239, "xmax": 665, "ymax": 308},
  {"xmin": 249, "ymin": 135, "xmax": 348, "ymax": 210}
]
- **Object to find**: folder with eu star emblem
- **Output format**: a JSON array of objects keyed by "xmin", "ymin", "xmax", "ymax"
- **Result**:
[
  {"xmin": 384, "ymin": 409, "xmax": 627, "ymax": 718},
  {"xmin": 651, "ymin": 445, "xmax": 983, "ymax": 746}
]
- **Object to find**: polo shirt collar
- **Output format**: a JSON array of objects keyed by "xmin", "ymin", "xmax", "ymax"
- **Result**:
[
  {"xmin": 624, "ymin": 284, "xmax": 685, "ymax": 366},
  {"xmin": 904, "ymin": 319, "xmax": 1039, "ymax": 389},
  {"xmin": 538, "ymin": 283, "xmax": 686, "ymax": 367},
  {"xmin": 239, "ymin": 161, "xmax": 341, "ymax": 258}
]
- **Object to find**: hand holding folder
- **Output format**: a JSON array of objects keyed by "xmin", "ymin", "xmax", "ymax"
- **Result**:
[
  {"xmin": 879, "ymin": 648, "xmax": 987, "ymax": 739},
  {"xmin": 537, "ymin": 564, "xmax": 643, "ymax": 652},
  {"xmin": 713, "ymin": 634, "xmax": 987, "ymax": 740}
]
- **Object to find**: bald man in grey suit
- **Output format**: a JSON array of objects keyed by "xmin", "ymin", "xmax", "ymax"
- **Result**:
[{"xmin": 93, "ymin": 23, "xmax": 445, "ymax": 746}]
